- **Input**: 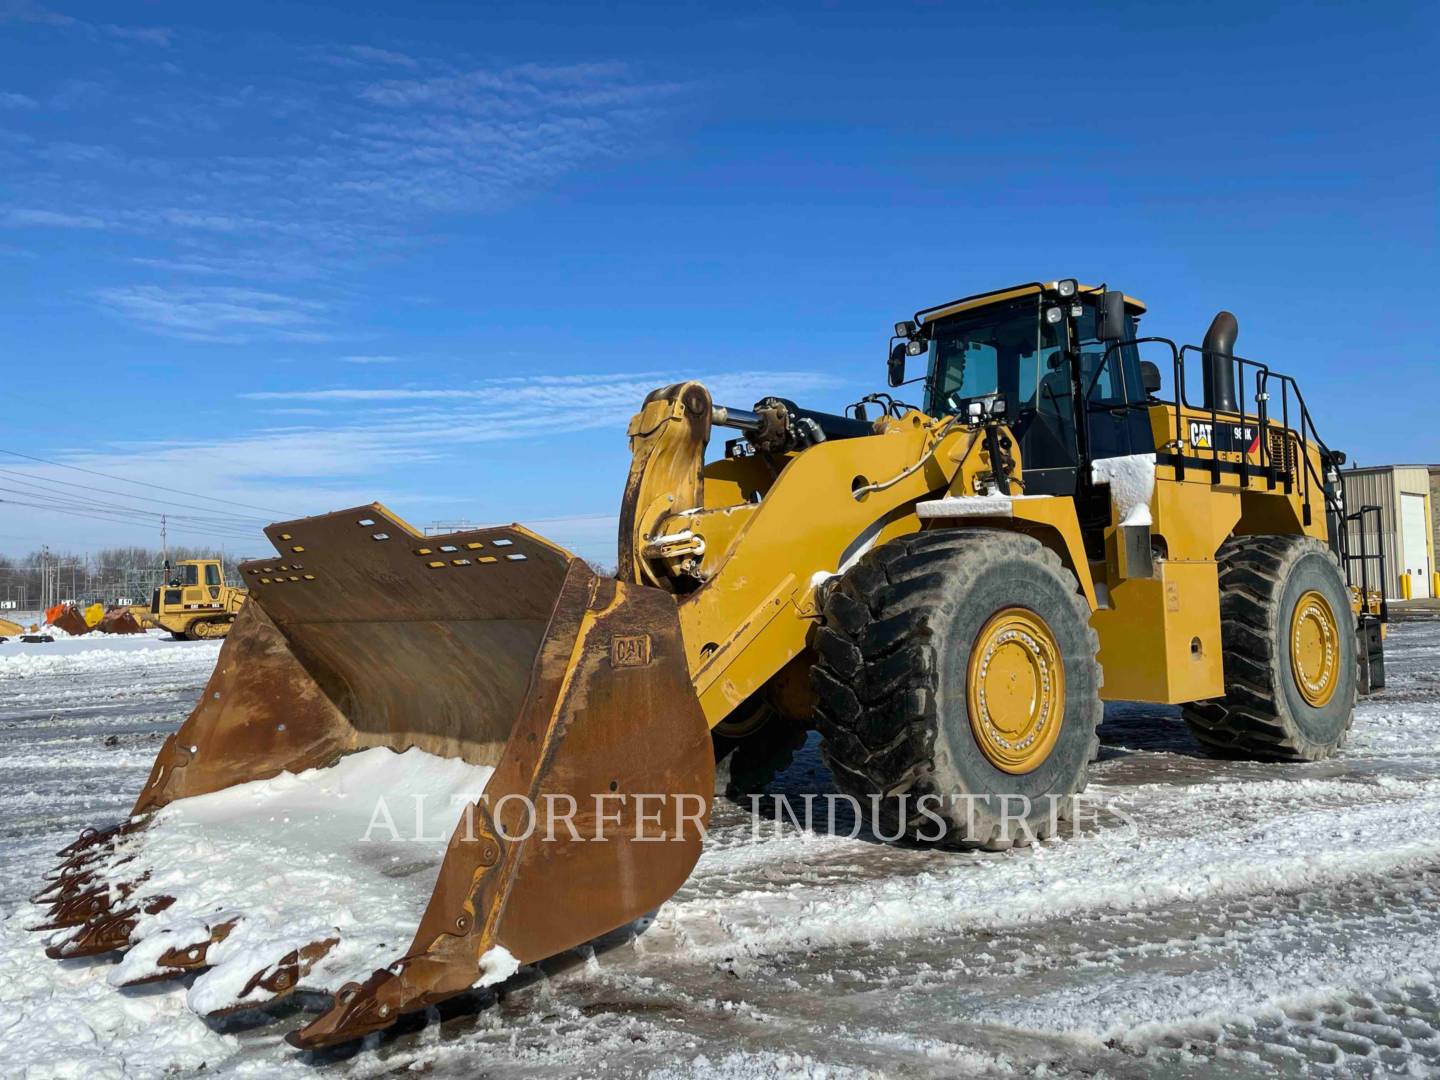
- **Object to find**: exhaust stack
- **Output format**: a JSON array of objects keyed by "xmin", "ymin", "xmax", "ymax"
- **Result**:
[{"xmin": 1202, "ymin": 311, "xmax": 1239, "ymax": 413}]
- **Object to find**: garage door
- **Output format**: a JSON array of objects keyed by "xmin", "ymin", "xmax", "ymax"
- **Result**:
[{"xmin": 1401, "ymin": 492, "xmax": 1431, "ymax": 598}]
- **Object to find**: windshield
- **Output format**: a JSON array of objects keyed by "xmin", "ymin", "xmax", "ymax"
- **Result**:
[
  {"xmin": 925, "ymin": 296, "xmax": 1060, "ymax": 417},
  {"xmin": 180, "ymin": 564, "xmax": 199, "ymax": 586}
]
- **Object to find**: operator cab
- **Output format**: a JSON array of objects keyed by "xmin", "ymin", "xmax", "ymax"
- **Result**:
[
  {"xmin": 892, "ymin": 280, "xmax": 1155, "ymax": 495},
  {"xmin": 166, "ymin": 559, "xmax": 225, "ymax": 603}
]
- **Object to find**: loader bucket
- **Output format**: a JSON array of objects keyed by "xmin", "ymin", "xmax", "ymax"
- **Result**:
[
  {"xmin": 96, "ymin": 607, "xmax": 144, "ymax": 634},
  {"xmin": 35, "ymin": 504, "xmax": 713, "ymax": 1047},
  {"xmin": 46, "ymin": 603, "xmax": 91, "ymax": 637}
]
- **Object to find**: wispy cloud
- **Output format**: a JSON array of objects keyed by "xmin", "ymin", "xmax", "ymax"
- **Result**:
[
  {"xmin": 0, "ymin": 91, "xmax": 37, "ymax": 108},
  {"xmin": 239, "ymin": 369, "xmax": 843, "ymax": 423},
  {"xmin": 4, "ymin": 206, "xmax": 107, "ymax": 228},
  {"xmin": 339, "ymin": 354, "xmax": 402, "ymax": 365},
  {"xmin": 103, "ymin": 24, "xmax": 172, "ymax": 47},
  {"xmin": 93, "ymin": 285, "xmax": 332, "ymax": 343},
  {"xmin": 0, "ymin": 2, "xmax": 172, "ymax": 46},
  {"xmin": 0, "ymin": 38, "xmax": 685, "ymax": 337},
  {"xmin": 328, "ymin": 43, "xmax": 418, "ymax": 69}
]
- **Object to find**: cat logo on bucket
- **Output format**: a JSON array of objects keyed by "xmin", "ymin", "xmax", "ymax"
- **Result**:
[{"xmin": 610, "ymin": 634, "xmax": 653, "ymax": 668}]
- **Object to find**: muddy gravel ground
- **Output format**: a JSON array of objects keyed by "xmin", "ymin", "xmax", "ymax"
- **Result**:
[{"xmin": 1, "ymin": 623, "xmax": 1438, "ymax": 1078}]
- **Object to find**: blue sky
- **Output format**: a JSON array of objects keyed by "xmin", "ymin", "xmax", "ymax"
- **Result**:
[{"xmin": 0, "ymin": 0, "xmax": 1435, "ymax": 562}]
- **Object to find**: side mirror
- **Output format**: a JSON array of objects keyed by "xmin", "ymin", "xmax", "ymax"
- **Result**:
[
  {"xmin": 1139, "ymin": 360, "xmax": 1162, "ymax": 395},
  {"xmin": 888, "ymin": 342, "xmax": 906, "ymax": 387},
  {"xmin": 1098, "ymin": 289, "xmax": 1127, "ymax": 342}
]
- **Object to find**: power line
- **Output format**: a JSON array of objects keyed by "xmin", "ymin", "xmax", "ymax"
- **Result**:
[
  {"xmin": 0, "ymin": 467, "xmax": 271, "ymax": 526},
  {"xmin": 0, "ymin": 479, "xmax": 266, "ymax": 532},
  {"xmin": 0, "ymin": 447, "xmax": 297, "ymax": 517},
  {"xmin": 0, "ymin": 498, "xmax": 261, "ymax": 543}
]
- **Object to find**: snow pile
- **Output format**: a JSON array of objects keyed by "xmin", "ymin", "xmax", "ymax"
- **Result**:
[
  {"xmin": 0, "ymin": 633, "xmax": 218, "ymax": 680},
  {"xmin": 1090, "ymin": 453, "xmax": 1157, "ymax": 527},
  {"xmin": 45, "ymin": 747, "xmax": 495, "ymax": 1020}
]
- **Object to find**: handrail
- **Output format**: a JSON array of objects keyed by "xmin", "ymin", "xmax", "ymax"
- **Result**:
[
  {"xmin": 1097, "ymin": 336, "xmax": 1339, "ymax": 531},
  {"xmin": 1342, "ymin": 503, "xmax": 1389, "ymax": 622},
  {"xmin": 1171, "ymin": 343, "xmax": 1336, "ymax": 526}
]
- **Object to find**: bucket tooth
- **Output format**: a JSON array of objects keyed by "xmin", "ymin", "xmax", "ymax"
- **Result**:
[
  {"xmin": 57, "ymin": 820, "xmax": 137, "ymax": 859},
  {"xmin": 33, "ymin": 887, "xmax": 117, "ymax": 931},
  {"xmin": 285, "ymin": 968, "xmax": 401, "ymax": 1049},
  {"xmin": 30, "ymin": 869, "xmax": 148, "ymax": 931},
  {"xmin": 207, "ymin": 936, "xmax": 340, "ymax": 1015},
  {"xmin": 111, "ymin": 918, "xmax": 241, "ymax": 988},
  {"xmin": 47, "ymin": 841, "xmax": 139, "ymax": 884},
  {"xmin": 45, "ymin": 895, "xmax": 174, "ymax": 960},
  {"xmin": 32, "ymin": 867, "xmax": 102, "ymax": 905}
]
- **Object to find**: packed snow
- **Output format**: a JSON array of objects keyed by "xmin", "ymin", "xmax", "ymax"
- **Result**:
[
  {"xmin": 1, "ymin": 626, "xmax": 1438, "ymax": 1077},
  {"xmin": 1091, "ymin": 453, "xmax": 1157, "ymax": 527},
  {"xmin": 92, "ymin": 746, "xmax": 495, "ymax": 1015}
]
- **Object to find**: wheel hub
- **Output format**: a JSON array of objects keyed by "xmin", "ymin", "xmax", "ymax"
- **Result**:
[
  {"xmin": 1290, "ymin": 589, "xmax": 1339, "ymax": 707},
  {"xmin": 966, "ymin": 608, "xmax": 1065, "ymax": 774}
]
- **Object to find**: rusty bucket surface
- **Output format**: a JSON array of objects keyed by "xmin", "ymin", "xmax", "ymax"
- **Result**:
[
  {"xmin": 45, "ymin": 603, "xmax": 91, "ymax": 637},
  {"xmin": 36, "ymin": 504, "xmax": 713, "ymax": 1047},
  {"xmin": 96, "ymin": 607, "xmax": 144, "ymax": 635}
]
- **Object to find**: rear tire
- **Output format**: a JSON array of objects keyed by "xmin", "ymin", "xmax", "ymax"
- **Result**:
[
  {"xmin": 1182, "ymin": 535, "xmax": 1356, "ymax": 761},
  {"xmin": 812, "ymin": 529, "xmax": 1102, "ymax": 848}
]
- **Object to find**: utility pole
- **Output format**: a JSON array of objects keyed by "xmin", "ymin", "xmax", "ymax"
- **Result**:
[
  {"xmin": 40, "ymin": 545, "xmax": 52, "ymax": 611},
  {"xmin": 161, "ymin": 515, "xmax": 169, "ymax": 571}
]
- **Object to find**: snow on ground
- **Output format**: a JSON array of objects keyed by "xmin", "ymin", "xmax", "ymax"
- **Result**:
[{"xmin": 1, "ymin": 626, "xmax": 1439, "ymax": 1077}]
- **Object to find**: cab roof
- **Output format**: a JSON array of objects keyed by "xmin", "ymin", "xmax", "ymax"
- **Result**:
[{"xmin": 915, "ymin": 281, "xmax": 1147, "ymax": 326}]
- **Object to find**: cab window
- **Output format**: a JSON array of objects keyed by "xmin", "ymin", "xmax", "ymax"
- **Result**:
[
  {"xmin": 204, "ymin": 564, "xmax": 221, "ymax": 587},
  {"xmin": 180, "ymin": 564, "xmax": 199, "ymax": 586}
]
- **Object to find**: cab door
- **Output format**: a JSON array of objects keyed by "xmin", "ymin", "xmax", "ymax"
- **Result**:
[
  {"xmin": 204, "ymin": 562, "xmax": 223, "ymax": 604},
  {"xmin": 1075, "ymin": 306, "xmax": 1154, "ymax": 463}
]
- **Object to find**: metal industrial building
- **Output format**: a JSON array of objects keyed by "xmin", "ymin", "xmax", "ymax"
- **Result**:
[{"xmin": 1338, "ymin": 465, "xmax": 1436, "ymax": 599}]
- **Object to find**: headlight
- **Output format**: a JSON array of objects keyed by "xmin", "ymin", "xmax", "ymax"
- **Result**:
[
  {"xmin": 1045, "ymin": 306, "xmax": 1064, "ymax": 324},
  {"xmin": 906, "ymin": 339, "xmax": 926, "ymax": 356},
  {"xmin": 1056, "ymin": 278, "xmax": 1078, "ymax": 298},
  {"xmin": 894, "ymin": 320, "xmax": 916, "ymax": 338}
]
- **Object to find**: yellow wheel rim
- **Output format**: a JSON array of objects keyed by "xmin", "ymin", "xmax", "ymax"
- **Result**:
[
  {"xmin": 1290, "ymin": 589, "xmax": 1339, "ymax": 707},
  {"xmin": 966, "ymin": 607, "xmax": 1066, "ymax": 774}
]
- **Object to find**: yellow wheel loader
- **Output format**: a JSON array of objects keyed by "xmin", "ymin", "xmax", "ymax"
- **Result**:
[
  {"xmin": 34, "ymin": 279, "xmax": 1381, "ymax": 1049},
  {"xmin": 148, "ymin": 558, "xmax": 246, "ymax": 639}
]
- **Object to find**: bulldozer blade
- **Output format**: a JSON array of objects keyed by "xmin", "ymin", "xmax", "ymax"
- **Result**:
[{"xmin": 36, "ymin": 504, "xmax": 712, "ymax": 1039}]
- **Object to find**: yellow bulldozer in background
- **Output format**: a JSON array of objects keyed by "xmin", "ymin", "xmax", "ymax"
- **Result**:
[
  {"xmin": 147, "ymin": 557, "xmax": 246, "ymax": 639},
  {"xmin": 35, "ymin": 278, "xmax": 1383, "ymax": 1049}
]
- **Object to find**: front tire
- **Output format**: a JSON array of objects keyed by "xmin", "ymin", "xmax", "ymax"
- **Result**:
[
  {"xmin": 712, "ymin": 703, "xmax": 808, "ymax": 799},
  {"xmin": 812, "ymin": 529, "xmax": 1102, "ymax": 848},
  {"xmin": 1182, "ymin": 535, "xmax": 1356, "ymax": 760}
]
